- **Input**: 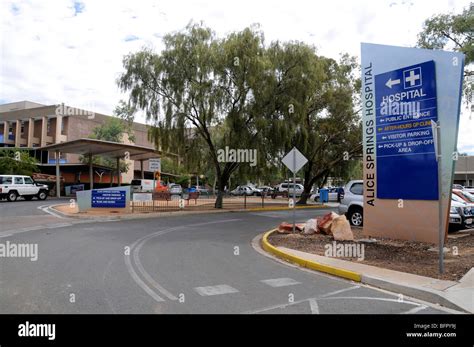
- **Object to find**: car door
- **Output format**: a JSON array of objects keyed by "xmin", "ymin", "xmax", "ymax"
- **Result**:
[
  {"xmin": 329, "ymin": 188, "xmax": 338, "ymax": 201},
  {"xmin": 23, "ymin": 176, "xmax": 37, "ymax": 195},
  {"xmin": 13, "ymin": 176, "xmax": 25, "ymax": 195}
]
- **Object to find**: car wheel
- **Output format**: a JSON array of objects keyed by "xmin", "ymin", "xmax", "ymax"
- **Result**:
[
  {"xmin": 37, "ymin": 190, "xmax": 48, "ymax": 200},
  {"xmin": 7, "ymin": 191, "xmax": 18, "ymax": 202},
  {"xmin": 348, "ymin": 207, "xmax": 363, "ymax": 226},
  {"xmin": 314, "ymin": 196, "xmax": 319, "ymax": 202},
  {"xmin": 24, "ymin": 196, "xmax": 34, "ymax": 201}
]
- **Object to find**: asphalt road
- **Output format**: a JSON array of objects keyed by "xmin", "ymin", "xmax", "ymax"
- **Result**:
[{"xmin": 0, "ymin": 203, "xmax": 457, "ymax": 314}]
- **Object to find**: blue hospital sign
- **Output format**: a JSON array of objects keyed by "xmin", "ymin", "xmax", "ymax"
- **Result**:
[
  {"xmin": 91, "ymin": 189, "xmax": 126, "ymax": 208},
  {"xmin": 375, "ymin": 60, "xmax": 438, "ymax": 200}
]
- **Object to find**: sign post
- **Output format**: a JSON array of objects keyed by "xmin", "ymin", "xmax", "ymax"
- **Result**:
[
  {"xmin": 282, "ymin": 147, "xmax": 308, "ymax": 233},
  {"xmin": 149, "ymin": 158, "xmax": 161, "ymax": 192},
  {"xmin": 431, "ymin": 120, "xmax": 444, "ymax": 273},
  {"xmin": 361, "ymin": 43, "xmax": 464, "ymax": 250}
]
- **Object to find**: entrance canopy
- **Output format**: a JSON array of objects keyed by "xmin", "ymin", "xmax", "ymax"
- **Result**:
[
  {"xmin": 38, "ymin": 138, "xmax": 165, "ymax": 160},
  {"xmin": 38, "ymin": 138, "xmax": 176, "ymax": 197}
]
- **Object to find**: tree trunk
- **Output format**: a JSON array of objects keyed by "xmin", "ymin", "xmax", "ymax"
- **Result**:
[
  {"xmin": 214, "ymin": 174, "xmax": 229, "ymax": 209},
  {"xmin": 296, "ymin": 160, "xmax": 314, "ymax": 205}
]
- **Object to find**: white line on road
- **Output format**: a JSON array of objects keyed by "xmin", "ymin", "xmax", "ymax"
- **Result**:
[
  {"xmin": 244, "ymin": 293, "xmax": 423, "ymax": 314},
  {"xmin": 124, "ymin": 252, "xmax": 165, "ymax": 303},
  {"xmin": 243, "ymin": 297, "xmax": 314, "ymax": 314},
  {"xmin": 320, "ymin": 296, "xmax": 422, "ymax": 307},
  {"xmin": 125, "ymin": 218, "xmax": 242, "ymax": 303},
  {"xmin": 319, "ymin": 286, "xmax": 360, "ymax": 298},
  {"xmin": 46, "ymin": 223, "xmax": 73, "ymax": 229},
  {"xmin": 260, "ymin": 278, "xmax": 301, "ymax": 287},
  {"xmin": 308, "ymin": 298, "xmax": 320, "ymax": 314},
  {"xmin": 38, "ymin": 205, "xmax": 67, "ymax": 219},
  {"xmin": 402, "ymin": 305, "xmax": 428, "ymax": 314},
  {"xmin": 194, "ymin": 285, "xmax": 239, "ymax": 296}
]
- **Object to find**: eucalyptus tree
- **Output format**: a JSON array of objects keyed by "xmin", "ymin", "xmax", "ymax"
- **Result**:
[
  {"xmin": 118, "ymin": 23, "xmax": 278, "ymax": 208},
  {"xmin": 417, "ymin": 4, "xmax": 473, "ymax": 105},
  {"xmin": 266, "ymin": 42, "xmax": 361, "ymax": 204}
]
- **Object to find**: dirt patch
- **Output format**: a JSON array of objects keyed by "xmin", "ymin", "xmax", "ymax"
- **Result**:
[{"xmin": 268, "ymin": 228, "xmax": 474, "ymax": 281}]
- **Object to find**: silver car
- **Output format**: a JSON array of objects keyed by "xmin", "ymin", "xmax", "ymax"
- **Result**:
[
  {"xmin": 169, "ymin": 183, "xmax": 183, "ymax": 195},
  {"xmin": 338, "ymin": 180, "xmax": 364, "ymax": 226}
]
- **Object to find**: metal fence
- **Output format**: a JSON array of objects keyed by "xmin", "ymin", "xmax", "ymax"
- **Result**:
[{"xmin": 130, "ymin": 192, "xmax": 288, "ymax": 212}]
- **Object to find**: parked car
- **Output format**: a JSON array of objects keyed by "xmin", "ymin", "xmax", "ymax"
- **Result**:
[
  {"xmin": 130, "ymin": 179, "xmax": 155, "ymax": 193},
  {"xmin": 338, "ymin": 180, "xmax": 364, "ymax": 226},
  {"xmin": 276, "ymin": 183, "xmax": 304, "ymax": 197},
  {"xmin": 191, "ymin": 185, "xmax": 209, "ymax": 195},
  {"xmin": 451, "ymin": 193, "xmax": 474, "ymax": 228},
  {"xmin": 453, "ymin": 189, "xmax": 474, "ymax": 203},
  {"xmin": 169, "ymin": 183, "xmax": 183, "ymax": 195},
  {"xmin": 464, "ymin": 187, "xmax": 474, "ymax": 194},
  {"xmin": 311, "ymin": 187, "xmax": 341, "ymax": 202},
  {"xmin": 450, "ymin": 199, "xmax": 471, "ymax": 231},
  {"xmin": 257, "ymin": 186, "xmax": 274, "ymax": 195},
  {"xmin": 248, "ymin": 186, "xmax": 262, "ymax": 196},
  {"xmin": 449, "ymin": 201, "xmax": 463, "ymax": 230},
  {"xmin": 230, "ymin": 185, "xmax": 253, "ymax": 196},
  {"xmin": 0, "ymin": 175, "xmax": 49, "ymax": 202}
]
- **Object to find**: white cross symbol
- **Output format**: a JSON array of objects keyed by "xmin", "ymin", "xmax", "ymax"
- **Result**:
[{"xmin": 405, "ymin": 70, "xmax": 420, "ymax": 87}]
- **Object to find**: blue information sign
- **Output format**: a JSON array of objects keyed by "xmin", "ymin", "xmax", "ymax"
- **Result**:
[
  {"xmin": 91, "ymin": 189, "xmax": 126, "ymax": 208},
  {"xmin": 375, "ymin": 60, "xmax": 438, "ymax": 200}
]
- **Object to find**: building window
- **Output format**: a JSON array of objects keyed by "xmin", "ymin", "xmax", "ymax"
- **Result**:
[
  {"xmin": 20, "ymin": 121, "xmax": 25, "ymax": 134},
  {"xmin": 47, "ymin": 118, "xmax": 51, "ymax": 135}
]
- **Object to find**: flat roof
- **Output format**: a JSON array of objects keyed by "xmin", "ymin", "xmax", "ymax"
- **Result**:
[{"xmin": 37, "ymin": 138, "xmax": 176, "ymax": 160}]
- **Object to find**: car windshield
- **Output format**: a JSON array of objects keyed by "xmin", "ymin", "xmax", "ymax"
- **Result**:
[
  {"xmin": 462, "ymin": 191, "xmax": 474, "ymax": 202},
  {"xmin": 452, "ymin": 194, "xmax": 466, "ymax": 203}
]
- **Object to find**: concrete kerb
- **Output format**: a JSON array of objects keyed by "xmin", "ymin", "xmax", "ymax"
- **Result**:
[
  {"xmin": 261, "ymin": 229, "xmax": 362, "ymax": 282},
  {"xmin": 261, "ymin": 228, "xmax": 470, "ymax": 313}
]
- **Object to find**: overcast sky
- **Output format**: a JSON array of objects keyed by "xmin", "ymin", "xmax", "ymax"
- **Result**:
[{"xmin": 0, "ymin": 0, "xmax": 472, "ymax": 153}]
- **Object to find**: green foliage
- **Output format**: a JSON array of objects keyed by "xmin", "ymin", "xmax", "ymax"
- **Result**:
[
  {"xmin": 113, "ymin": 100, "xmax": 137, "ymax": 142},
  {"xmin": 417, "ymin": 4, "xmax": 473, "ymax": 104},
  {"xmin": 118, "ymin": 23, "xmax": 361, "ymax": 206},
  {"xmin": 81, "ymin": 114, "xmax": 134, "ymax": 172},
  {"xmin": 118, "ymin": 23, "xmax": 278, "ymax": 207},
  {"xmin": 0, "ymin": 149, "xmax": 39, "ymax": 176}
]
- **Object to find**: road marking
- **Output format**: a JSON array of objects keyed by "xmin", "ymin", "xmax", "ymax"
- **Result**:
[
  {"xmin": 260, "ymin": 278, "xmax": 301, "ymax": 287},
  {"xmin": 46, "ymin": 223, "xmax": 73, "ymax": 229},
  {"xmin": 125, "ymin": 218, "xmax": 242, "ymax": 303},
  {"xmin": 308, "ymin": 298, "xmax": 320, "ymax": 314},
  {"xmin": 319, "ymin": 285, "xmax": 360, "ymax": 298},
  {"xmin": 132, "ymin": 229, "xmax": 179, "ymax": 301},
  {"xmin": 124, "ymin": 253, "xmax": 165, "ymax": 303},
  {"xmin": 245, "ymin": 294, "xmax": 423, "ymax": 314},
  {"xmin": 38, "ymin": 205, "xmax": 67, "ymax": 219},
  {"xmin": 0, "ymin": 225, "xmax": 45, "ymax": 238},
  {"xmin": 194, "ymin": 285, "xmax": 239, "ymax": 296},
  {"xmin": 320, "ymin": 296, "xmax": 422, "ymax": 307},
  {"xmin": 402, "ymin": 305, "xmax": 428, "ymax": 314},
  {"xmin": 243, "ymin": 297, "xmax": 314, "ymax": 314}
]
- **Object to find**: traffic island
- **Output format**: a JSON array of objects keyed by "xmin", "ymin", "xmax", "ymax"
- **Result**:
[{"xmin": 261, "ymin": 228, "xmax": 474, "ymax": 313}]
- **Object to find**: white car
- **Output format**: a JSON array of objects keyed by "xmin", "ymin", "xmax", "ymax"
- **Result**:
[
  {"xmin": 169, "ymin": 183, "xmax": 183, "ymax": 195},
  {"xmin": 311, "ymin": 187, "xmax": 340, "ymax": 202},
  {"xmin": 230, "ymin": 186, "xmax": 254, "ymax": 196},
  {"xmin": 276, "ymin": 183, "xmax": 304, "ymax": 197},
  {"xmin": 0, "ymin": 175, "xmax": 49, "ymax": 202}
]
